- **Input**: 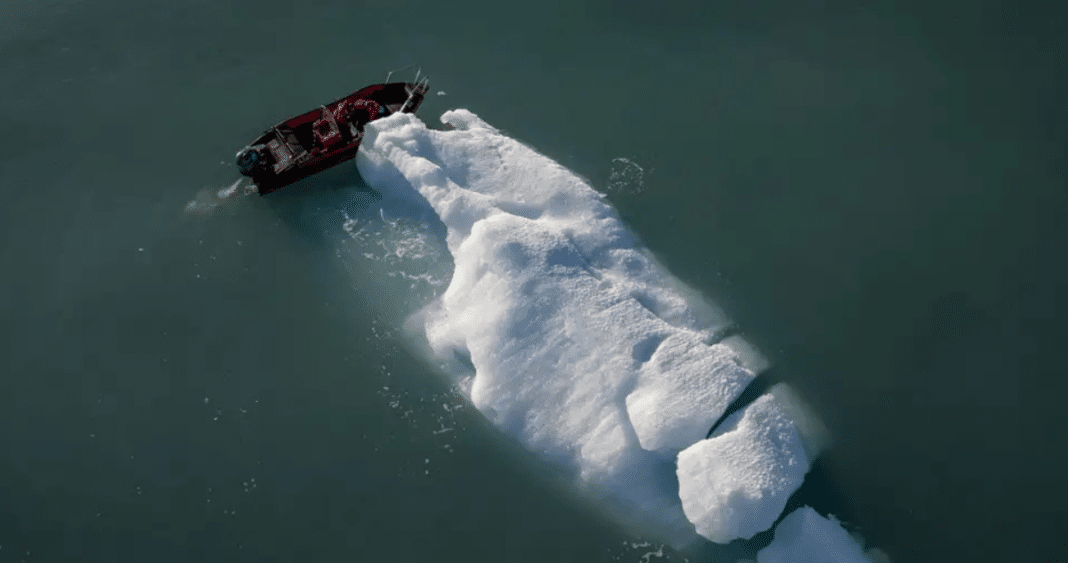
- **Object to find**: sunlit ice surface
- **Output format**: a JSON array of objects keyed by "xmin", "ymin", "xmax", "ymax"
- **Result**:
[{"xmin": 349, "ymin": 110, "xmax": 879, "ymax": 560}]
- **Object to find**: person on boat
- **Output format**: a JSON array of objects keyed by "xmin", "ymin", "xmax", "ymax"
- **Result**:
[{"xmin": 334, "ymin": 99, "xmax": 382, "ymax": 134}]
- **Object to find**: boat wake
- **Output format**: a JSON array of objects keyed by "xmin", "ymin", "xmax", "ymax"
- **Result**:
[{"xmin": 183, "ymin": 178, "xmax": 256, "ymax": 215}]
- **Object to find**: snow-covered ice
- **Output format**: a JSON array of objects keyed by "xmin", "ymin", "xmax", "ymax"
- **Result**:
[
  {"xmin": 355, "ymin": 109, "xmax": 833, "ymax": 548},
  {"xmin": 677, "ymin": 391, "xmax": 810, "ymax": 543}
]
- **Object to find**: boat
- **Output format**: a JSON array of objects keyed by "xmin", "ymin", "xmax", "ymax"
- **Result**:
[{"xmin": 236, "ymin": 70, "xmax": 429, "ymax": 195}]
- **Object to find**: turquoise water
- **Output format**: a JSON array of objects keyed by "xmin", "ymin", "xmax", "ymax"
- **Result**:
[{"xmin": 2, "ymin": 1, "xmax": 1066, "ymax": 561}]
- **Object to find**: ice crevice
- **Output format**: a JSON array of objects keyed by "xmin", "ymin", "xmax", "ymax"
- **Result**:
[{"xmin": 357, "ymin": 110, "xmax": 875, "ymax": 560}]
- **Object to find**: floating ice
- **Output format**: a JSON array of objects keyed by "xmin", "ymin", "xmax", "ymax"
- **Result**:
[
  {"xmin": 677, "ymin": 391, "xmax": 810, "ymax": 543},
  {"xmin": 356, "ymin": 110, "xmax": 812, "ymax": 546},
  {"xmin": 757, "ymin": 506, "xmax": 873, "ymax": 563}
]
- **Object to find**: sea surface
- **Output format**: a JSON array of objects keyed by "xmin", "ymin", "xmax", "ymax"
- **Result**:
[{"xmin": 2, "ymin": 1, "xmax": 1066, "ymax": 562}]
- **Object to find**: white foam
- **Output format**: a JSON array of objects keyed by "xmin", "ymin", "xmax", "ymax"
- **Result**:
[
  {"xmin": 676, "ymin": 393, "xmax": 810, "ymax": 543},
  {"xmin": 217, "ymin": 178, "xmax": 242, "ymax": 199},
  {"xmin": 757, "ymin": 506, "xmax": 873, "ymax": 563},
  {"xmin": 356, "ymin": 110, "xmax": 797, "ymax": 544},
  {"xmin": 184, "ymin": 178, "xmax": 249, "ymax": 214}
]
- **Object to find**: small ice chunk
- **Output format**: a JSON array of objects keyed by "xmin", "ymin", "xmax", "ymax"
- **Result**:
[
  {"xmin": 676, "ymin": 393, "xmax": 810, "ymax": 543},
  {"xmin": 757, "ymin": 506, "xmax": 873, "ymax": 563},
  {"xmin": 438, "ymin": 108, "xmax": 497, "ymax": 132}
]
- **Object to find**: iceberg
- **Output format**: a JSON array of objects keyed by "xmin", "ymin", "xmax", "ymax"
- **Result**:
[{"xmin": 355, "ymin": 110, "xmax": 826, "ymax": 547}]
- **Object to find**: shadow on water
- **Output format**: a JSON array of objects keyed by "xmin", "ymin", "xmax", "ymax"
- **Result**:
[
  {"xmin": 705, "ymin": 367, "xmax": 776, "ymax": 439},
  {"xmin": 251, "ymin": 157, "xmax": 456, "ymax": 340},
  {"xmin": 256, "ymin": 162, "xmax": 383, "ymax": 246}
]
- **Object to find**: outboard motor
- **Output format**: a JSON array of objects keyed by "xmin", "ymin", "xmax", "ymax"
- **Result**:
[{"xmin": 236, "ymin": 146, "xmax": 271, "ymax": 177}]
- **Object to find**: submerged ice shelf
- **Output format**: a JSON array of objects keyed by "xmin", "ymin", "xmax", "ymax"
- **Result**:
[
  {"xmin": 355, "ymin": 110, "xmax": 876, "ymax": 559},
  {"xmin": 757, "ymin": 506, "xmax": 889, "ymax": 563}
]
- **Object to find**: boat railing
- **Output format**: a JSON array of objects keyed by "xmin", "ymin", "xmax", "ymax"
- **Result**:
[
  {"xmin": 272, "ymin": 126, "xmax": 311, "ymax": 170},
  {"xmin": 320, "ymin": 105, "xmax": 342, "ymax": 134},
  {"xmin": 400, "ymin": 76, "xmax": 430, "ymax": 114},
  {"xmin": 385, "ymin": 65, "xmax": 430, "ymax": 114}
]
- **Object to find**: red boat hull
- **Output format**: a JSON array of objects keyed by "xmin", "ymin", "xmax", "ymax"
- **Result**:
[{"xmin": 237, "ymin": 81, "xmax": 429, "ymax": 195}]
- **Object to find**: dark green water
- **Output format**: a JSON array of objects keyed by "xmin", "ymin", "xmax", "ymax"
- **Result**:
[{"xmin": 2, "ymin": 1, "xmax": 1065, "ymax": 562}]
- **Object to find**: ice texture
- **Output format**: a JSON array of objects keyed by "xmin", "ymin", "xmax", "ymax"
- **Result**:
[
  {"xmin": 627, "ymin": 332, "xmax": 754, "ymax": 455},
  {"xmin": 676, "ymin": 393, "xmax": 810, "ymax": 543},
  {"xmin": 356, "ymin": 110, "xmax": 813, "ymax": 545},
  {"xmin": 757, "ymin": 506, "xmax": 873, "ymax": 563}
]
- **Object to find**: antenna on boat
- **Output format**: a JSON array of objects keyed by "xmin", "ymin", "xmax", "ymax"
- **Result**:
[
  {"xmin": 385, "ymin": 64, "xmax": 420, "ymax": 83},
  {"xmin": 397, "ymin": 72, "xmax": 429, "ymax": 113}
]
